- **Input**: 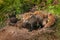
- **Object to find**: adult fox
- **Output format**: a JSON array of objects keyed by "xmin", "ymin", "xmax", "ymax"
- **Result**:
[{"xmin": 44, "ymin": 14, "xmax": 56, "ymax": 28}]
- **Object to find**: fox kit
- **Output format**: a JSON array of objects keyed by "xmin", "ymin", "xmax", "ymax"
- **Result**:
[
  {"xmin": 44, "ymin": 14, "xmax": 55, "ymax": 28},
  {"xmin": 33, "ymin": 11, "xmax": 48, "ymax": 28},
  {"xmin": 22, "ymin": 11, "xmax": 46, "ymax": 31},
  {"xmin": 33, "ymin": 11, "xmax": 55, "ymax": 28},
  {"xmin": 22, "ymin": 12, "xmax": 43, "ymax": 31},
  {"xmin": 22, "ymin": 15, "xmax": 40, "ymax": 31}
]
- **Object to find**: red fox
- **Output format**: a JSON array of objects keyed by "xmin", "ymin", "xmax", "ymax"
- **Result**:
[
  {"xmin": 20, "ymin": 11, "xmax": 55, "ymax": 31},
  {"xmin": 33, "ymin": 11, "xmax": 55, "ymax": 28},
  {"xmin": 44, "ymin": 14, "xmax": 56, "ymax": 28},
  {"xmin": 33, "ymin": 11, "xmax": 48, "ymax": 28}
]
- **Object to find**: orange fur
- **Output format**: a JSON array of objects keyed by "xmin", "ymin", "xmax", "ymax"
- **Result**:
[
  {"xmin": 20, "ymin": 11, "xmax": 56, "ymax": 28},
  {"xmin": 22, "ymin": 12, "xmax": 33, "ymax": 22},
  {"xmin": 34, "ymin": 11, "xmax": 45, "ymax": 18},
  {"xmin": 33, "ymin": 11, "xmax": 48, "ymax": 20},
  {"xmin": 44, "ymin": 14, "xmax": 55, "ymax": 28}
]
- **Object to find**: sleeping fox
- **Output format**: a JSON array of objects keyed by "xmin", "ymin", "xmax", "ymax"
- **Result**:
[
  {"xmin": 22, "ymin": 11, "xmax": 45, "ymax": 31},
  {"xmin": 44, "ymin": 14, "xmax": 56, "ymax": 28},
  {"xmin": 33, "ymin": 11, "xmax": 56, "ymax": 28},
  {"xmin": 21, "ymin": 11, "xmax": 56, "ymax": 31},
  {"xmin": 33, "ymin": 11, "xmax": 48, "ymax": 28}
]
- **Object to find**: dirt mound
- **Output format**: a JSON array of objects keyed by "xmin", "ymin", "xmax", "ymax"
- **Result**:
[
  {"xmin": 0, "ymin": 26, "xmax": 28, "ymax": 40},
  {"xmin": 0, "ymin": 26, "xmax": 57, "ymax": 40}
]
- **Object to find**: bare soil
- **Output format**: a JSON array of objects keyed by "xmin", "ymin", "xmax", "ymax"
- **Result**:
[{"xmin": 0, "ymin": 25, "xmax": 58, "ymax": 40}]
